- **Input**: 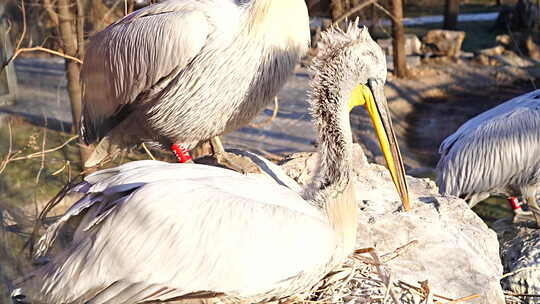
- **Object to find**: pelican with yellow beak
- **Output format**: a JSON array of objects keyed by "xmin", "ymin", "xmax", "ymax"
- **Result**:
[{"xmin": 12, "ymin": 23, "xmax": 410, "ymax": 304}]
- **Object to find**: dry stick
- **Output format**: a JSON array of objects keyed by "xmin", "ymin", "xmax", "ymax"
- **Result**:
[
  {"xmin": 419, "ymin": 280, "xmax": 433, "ymax": 304},
  {"xmin": 51, "ymin": 160, "xmax": 70, "ymax": 176},
  {"xmin": 15, "ymin": 0, "xmax": 26, "ymax": 51},
  {"xmin": 397, "ymin": 281, "xmax": 454, "ymax": 301},
  {"xmin": 382, "ymin": 273, "xmax": 394, "ymax": 303},
  {"xmin": 0, "ymin": 135, "xmax": 79, "ymax": 175},
  {"xmin": 35, "ymin": 128, "xmax": 48, "ymax": 184},
  {"xmin": 373, "ymin": 2, "xmax": 401, "ymax": 24},
  {"xmin": 141, "ymin": 143, "xmax": 156, "ymax": 160},
  {"xmin": 333, "ymin": 0, "xmax": 377, "ymax": 26},
  {"xmin": 435, "ymin": 294, "xmax": 481, "ymax": 304},
  {"xmin": 1, "ymin": 47, "xmax": 83, "ymax": 73},
  {"xmin": 381, "ymin": 240, "xmax": 419, "ymax": 263},
  {"xmin": 249, "ymin": 97, "xmax": 280, "ymax": 128},
  {"xmin": 504, "ymin": 291, "xmax": 540, "ymax": 298},
  {"xmin": 367, "ymin": 249, "xmax": 401, "ymax": 303},
  {"xmin": 501, "ymin": 266, "xmax": 540, "ymax": 279},
  {"xmin": 42, "ymin": 0, "xmax": 60, "ymax": 26}
]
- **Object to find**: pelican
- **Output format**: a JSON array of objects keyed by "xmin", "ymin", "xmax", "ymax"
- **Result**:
[
  {"xmin": 436, "ymin": 89, "xmax": 540, "ymax": 226},
  {"xmin": 80, "ymin": 0, "xmax": 310, "ymax": 167},
  {"xmin": 12, "ymin": 24, "xmax": 410, "ymax": 304}
]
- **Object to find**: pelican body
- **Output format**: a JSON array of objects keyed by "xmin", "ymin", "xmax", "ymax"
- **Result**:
[
  {"xmin": 437, "ymin": 89, "xmax": 540, "ymax": 224},
  {"xmin": 80, "ymin": 0, "xmax": 310, "ymax": 166},
  {"xmin": 13, "ymin": 24, "xmax": 410, "ymax": 304}
]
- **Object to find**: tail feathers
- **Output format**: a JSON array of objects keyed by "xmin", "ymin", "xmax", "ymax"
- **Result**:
[{"xmin": 84, "ymin": 136, "xmax": 122, "ymax": 168}]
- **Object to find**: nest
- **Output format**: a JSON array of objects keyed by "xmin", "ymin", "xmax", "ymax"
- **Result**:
[{"xmin": 288, "ymin": 243, "xmax": 481, "ymax": 304}]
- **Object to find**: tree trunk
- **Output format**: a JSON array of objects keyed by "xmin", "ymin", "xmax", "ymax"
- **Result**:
[
  {"xmin": 391, "ymin": 0, "xmax": 408, "ymax": 78},
  {"xmin": 56, "ymin": 0, "xmax": 91, "ymax": 167},
  {"xmin": 443, "ymin": 0, "xmax": 460, "ymax": 30}
]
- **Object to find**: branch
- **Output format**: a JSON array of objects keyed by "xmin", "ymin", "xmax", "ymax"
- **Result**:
[
  {"xmin": 0, "ymin": 135, "xmax": 79, "ymax": 175},
  {"xmin": 15, "ymin": 0, "xmax": 27, "ymax": 51},
  {"xmin": 42, "ymin": 0, "xmax": 60, "ymax": 26},
  {"xmin": 333, "ymin": 0, "xmax": 377, "ymax": 26},
  {"xmin": 1, "ymin": 46, "xmax": 83, "ymax": 74}
]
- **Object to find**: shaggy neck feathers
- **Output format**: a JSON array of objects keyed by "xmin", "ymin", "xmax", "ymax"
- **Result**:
[{"xmin": 304, "ymin": 53, "xmax": 359, "ymax": 258}]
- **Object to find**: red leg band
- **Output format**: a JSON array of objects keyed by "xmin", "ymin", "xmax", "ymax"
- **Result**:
[
  {"xmin": 171, "ymin": 144, "xmax": 192, "ymax": 163},
  {"xmin": 508, "ymin": 197, "xmax": 522, "ymax": 210}
]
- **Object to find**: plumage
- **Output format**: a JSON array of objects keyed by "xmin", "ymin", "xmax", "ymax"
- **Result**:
[
  {"xmin": 13, "ymin": 23, "xmax": 410, "ymax": 304},
  {"xmin": 437, "ymin": 89, "xmax": 540, "ymax": 215},
  {"xmin": 80, "ymin": 0, "xmax": 310, "ymax": 166}
]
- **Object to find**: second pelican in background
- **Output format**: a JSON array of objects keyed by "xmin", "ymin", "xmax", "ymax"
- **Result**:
[{"xmin": 437, "ymin": 89, "xmax": 540, "ymax": 226}]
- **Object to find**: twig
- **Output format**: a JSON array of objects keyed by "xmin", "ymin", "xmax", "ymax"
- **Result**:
[
  {"xmin": 15, "ymin": 0, "xmax": 26, "ymax": 51},
  {"xmin": 35, "ymin": 128, "xmax": 47, "ymax": 184},
  {"xmin": 42, "ymin": 0, "xmax": 60, "ymax": 26},
  {"xmin": 249, "ymin": 97, "xmax": 280, "ymax": 128},
  {"xmin": 0, "ymin": 135, "xmax": 79, "ymax": 175},
  {"xmin": 142, "ymin": 143, "xmax": 156, "ymax": 160},
  {"xmin": 373, "ymin": 2, "xmax": 401, "ymax": 24},
  {"xmin": 51, "ymin": 160, "xmax": 70, "ymax": 176},
  {"xmin": 333, "ymin": 0, "xmax": 377, "ymax": 26},
  {"xmin": 1, "ymin": 46, "xmax": 82, "ymax": 74},
  {"xmin": 504, "ymin": 291, "xmax": 540, "ymax": 298},
  {"xmin": 381, "ymin": 240, "xmax": 419, "ymax": 263},
  {"xmin": 397, "ymin": 281, "xmax": 454, "ymax": 301},
  {"xmin": 501, "ymin": 266, "xmax": 540, "ymax": 279},
  {"xmin": 366, "ymin": 248, "xmax": 401, "ymax": 303},
  {"xmin": 434, "ymin": 294, "xmax": 481, "ymax": 304},
  {"xmin": 419, "ymin": 280, "xmax": 433, "ymax": 304}
]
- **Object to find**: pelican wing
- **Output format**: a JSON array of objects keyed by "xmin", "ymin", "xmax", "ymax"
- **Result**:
[
  {"xmin": 25, "ymin": 161, "xmax": 335, "ymax": 304},
  {"xmin": 80, "ymin": 0, "xmax": 240, "ymax": 144},
  {"xmin": 437, "ymin": 90, "xmax": 540, "ymax": 196}
]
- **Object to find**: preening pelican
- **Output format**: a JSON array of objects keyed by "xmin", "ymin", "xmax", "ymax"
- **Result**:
[
  {"xmin": 12, "ymin": 24, "xmax": 410, "ymax": 304},
  {"xmin": 437, "ymin": 89, "xmax": 540, "ymax": 226},
  {"xmin": 80, "ymin": 0, "xmax": 310, "ymax": 166}
]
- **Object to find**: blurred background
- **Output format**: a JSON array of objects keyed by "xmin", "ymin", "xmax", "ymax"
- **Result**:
[{"xmin": 0, "ymin": 0, "xmax": 539, "ymax": 301}]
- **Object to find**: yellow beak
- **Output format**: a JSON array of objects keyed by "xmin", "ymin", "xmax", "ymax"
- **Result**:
[{"xmin": 349, "ymin": 82, "xmax": 411, "ymax": 211}]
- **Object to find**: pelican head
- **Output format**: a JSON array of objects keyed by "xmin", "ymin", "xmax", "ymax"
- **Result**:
[{"xmin": 309, "ymin": 21, "xmax": 410, "ymax": 211}]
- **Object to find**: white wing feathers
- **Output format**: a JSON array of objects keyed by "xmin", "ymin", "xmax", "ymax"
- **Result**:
[
  {"xmin": 80, "ymin": 0, "xmax": 241, "ymax": 141},
  {"xmin": 437, "ymin": 90, "xmax": 540, "ymax": 196},
  {"xmin": 30, "ymin": 161, "xmax": 335, "ymax": 304}
]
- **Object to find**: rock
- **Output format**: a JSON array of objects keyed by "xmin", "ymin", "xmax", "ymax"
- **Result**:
[
  {"xmin": 386, "ymin": 55, "xmax": 422, "ymax": 72},
  {"xmin": 377, "ymin": 34, "xmax": 423, "ymax": 56},
  {"xmin": 492, "ymin": 217, "xmax": 540, "ymax": 300},
  {"xmin": 280, "ymin": 144, "xmax": 504, "ymax": 303},
  {"xmin": 480, "ymin": 45, "xmax": 506, "ymax": 57},
  {"xmin": 422, "ymin": 30, "xmax": 466, "ymax": 57}
]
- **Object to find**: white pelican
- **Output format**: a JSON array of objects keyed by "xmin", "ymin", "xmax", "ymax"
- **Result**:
[
  {"xmin": 12, "ymin": 23, "xmax": 410, "ymax": 304},
  {"xmin": 80, "ymin": 0, "xmax": 310, "ymax": 166},
  {"xmin": 437, "ymin": 89, "xmax": 540, "ymax": 226}
]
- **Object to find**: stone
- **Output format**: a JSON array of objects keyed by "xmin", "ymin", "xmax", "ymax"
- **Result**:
[
  {"xmin": 279, "ymin": 144, "xmax": 505, "ymax": 303},
  {"xmin": 377, "ymin": 34, "xmax": 423, "ymax": 56},
  {"xmin": 385, "ymin": 55, "xmax": 422, "ymax": 72},
  {"xmin": 422, "ymin": 30, "xmax": 466, "ymax": 57},
  {"xmin": 492, "ymin": 217, "xmax": 540, "ymax": 300}
]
